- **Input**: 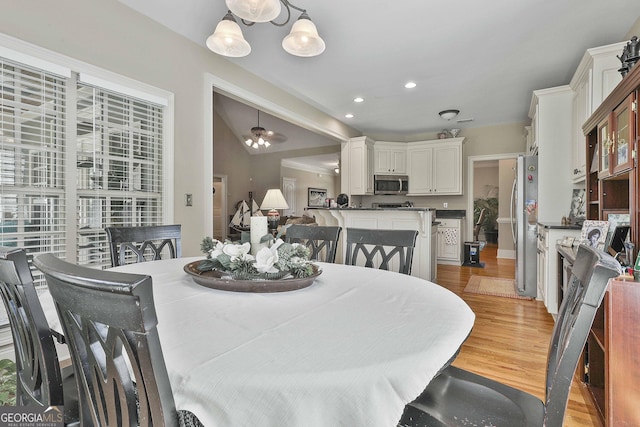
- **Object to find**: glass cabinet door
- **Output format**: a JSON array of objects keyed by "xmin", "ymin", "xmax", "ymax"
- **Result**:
[
  {"xmin": 598, "ymin": 117, "xmax": 612, "ymax": 179},
  {"xmin": 612, "ymin": 93, "xmax": 635, "ymax": 174}
]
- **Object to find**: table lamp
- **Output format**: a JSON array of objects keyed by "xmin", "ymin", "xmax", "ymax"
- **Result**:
[{"xmin": 260, "ymin": 189, "xmax": 289, "ymax": 232}]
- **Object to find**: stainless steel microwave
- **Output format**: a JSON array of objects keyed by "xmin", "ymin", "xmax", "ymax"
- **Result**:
[{"xmin": 374, "ymin": 175, "xmax": 409, "ymax": 195}]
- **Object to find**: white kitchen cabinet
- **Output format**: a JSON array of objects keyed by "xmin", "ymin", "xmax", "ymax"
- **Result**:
[
  {"xmin": 407, "ymin": 146, "xmax": 432, "ymax": 194},
  {"xmin": 342, "ymin": 136, "xmax": 374, "ymax": 196},
  {"xmin": 529, "ymin": 87, "xmax": 574, "ymax": 224},
  {"xmin": 536, "ymin": 224, "xmax": 581, "ymax": 316},
  {"xmin": 374, "ymin": 142, "xmax": 407, "ymax": 174},
  {"xmin": 407, "ymin": 138, "xmax": 463, "ymax": 196},
  {"xmin": 571, "ymin": 77, "xmax": 589, "ymax": 181},
  {"xmin": 524, "ymin": 125, "xmax": 535, "ymax": 155},
  {"xmin": 529, "ymin": 105, "xmax": 539, "ymax": 155},
  {"xmin": 436, "ymin": 218, "xmax": 463, "ymax": 265},
  {"xmin": 569, "ymin": 42, "xmax": 624, "ymax": 183}
]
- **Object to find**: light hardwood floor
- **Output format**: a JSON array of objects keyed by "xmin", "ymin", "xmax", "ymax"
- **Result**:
[{"xmin": 436, "ymin": 244, "xmax": 601, "ymax": 427}]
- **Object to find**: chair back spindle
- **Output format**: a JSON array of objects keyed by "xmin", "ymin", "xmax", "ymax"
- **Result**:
[
  {"xmin": 105, "ymin": 225, "xmax": 182, "ymax": 267},
  {"xmin": 399, "ymin": 244, "xmax": 621, "ymax": 427},
  {"xmin": 34, "ymin": 253, "xmax": 178, "ymax": 427},
  {"xmin": 345, "ymin": 228, "xmax": 418, "ymax": 275},
  {"xmin": 284, "ymin": 225, "xmax": 341, "ymax": 263},
  {"xmin": 543, "ymin": 245, "xmax": 621, "ymax": 425},
  {"xmin": 0, "ymin": 247, "xmax": 79, "ymax": 424}
]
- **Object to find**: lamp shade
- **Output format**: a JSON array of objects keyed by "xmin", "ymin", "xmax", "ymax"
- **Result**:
[
  {"xmin": 226, "ymin": 0, "xmax": 281, "ymax": 23},
  {"xmin": 282, "ymin": 13, "xmax": 325, "ymax": 57},
  {"xmin": 260, "ymin": 189, "xmax": 289, "ymax": 210},
  {"xmin": 206, "ymin": 13, "xmax": 251, "ymax": 57}
]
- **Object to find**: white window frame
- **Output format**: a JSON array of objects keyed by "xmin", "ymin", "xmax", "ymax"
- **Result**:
[{"xmin": 0, "ymin": 32, "xmax": 174, "ymax": 266}]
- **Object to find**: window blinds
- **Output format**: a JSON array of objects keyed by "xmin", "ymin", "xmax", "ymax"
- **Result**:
[
  {"xmin": 0, "ymin": 53, "xmax": 167, "ymax": 274},
  {"xmin": 0, "ymin": 58, "xmax": 67, "ymax": 285},
  {"xmin": 76, "ymin": 83, "xmax": 164, "ymax": 268}
]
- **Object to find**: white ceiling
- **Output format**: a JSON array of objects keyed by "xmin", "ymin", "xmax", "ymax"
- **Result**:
[{"xmin": 120, "ymin": 0, "xmax": 639, "ymax": 168}]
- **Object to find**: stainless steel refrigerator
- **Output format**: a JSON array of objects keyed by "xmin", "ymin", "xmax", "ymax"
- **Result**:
[{"xmin": 510, "ymin": 155, "xmax": 538, "ymax": 297}]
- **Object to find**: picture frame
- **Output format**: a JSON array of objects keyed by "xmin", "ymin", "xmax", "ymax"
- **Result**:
[
  {"xmin": 579, "ymin": 220, "xmax": 610, "ymax": 250},
  {"xmin": 567, "ymin": 188, "xmax": 586, "ymax": 225},
  {"xmin": 307, "ymin": 187, "xmax": 327, "ymax": 208}
]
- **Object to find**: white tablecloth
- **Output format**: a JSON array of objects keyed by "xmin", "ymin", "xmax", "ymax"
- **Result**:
[{"xmin": 41, "ymin": 257, "xmax": 474, "ymax": 427}]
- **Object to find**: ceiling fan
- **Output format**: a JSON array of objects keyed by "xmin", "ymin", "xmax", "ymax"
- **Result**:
[{"xmin": 243, "ymin": 110, "xmax": 287, "ymax": 149}]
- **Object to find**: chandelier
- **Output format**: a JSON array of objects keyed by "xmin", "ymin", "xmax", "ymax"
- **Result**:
[{"xmin": 206, "ymin": 0, "xmax": 325, "ymax": 58}]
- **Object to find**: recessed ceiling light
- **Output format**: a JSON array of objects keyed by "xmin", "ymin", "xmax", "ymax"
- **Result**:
[
  {"xmin": 345, "ymin": 113, "xmax": 354, "ymax": 118},
  {"xmin": 404, "ymin": 81, "xmax": 417, "ymax": 89},
  {"xmin": 353, "ymin": 97, "xmax": 364, "ymax": 103}
]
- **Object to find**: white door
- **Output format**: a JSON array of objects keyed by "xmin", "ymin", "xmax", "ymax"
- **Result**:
[
  {"xmin": 282, "ymin": 177, "xmax": 296, "ymax": 217},
  {"xmin": 213, "ymin": 175, "xmax": 227, "ymax": 241}
]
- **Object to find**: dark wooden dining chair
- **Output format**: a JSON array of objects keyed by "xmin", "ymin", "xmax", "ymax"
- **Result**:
[
  {"xmin": 398, "ymin": 244, "xmax": 621, "ymax": 427},
  {"xmin": 105, "ymin": 224, "xmax": 182, "ymax": 267},
  {"xmin": 0, "ymin": 247, "xmax": 79, "ymax": 425},
  {"xmin": 345, "ymin": 228, "xmax": 418, "ymax": 275},
  {"xmin": 284, "ymin": 225, "xmax": 342, "ymax": 263},
  {"xmin": 33, "ymin": 253, "xmax": 204, "ymax": 427}
]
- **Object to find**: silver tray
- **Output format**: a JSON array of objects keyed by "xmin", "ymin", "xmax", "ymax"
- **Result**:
[{"xmin": 183, "ymin": 261, "xmax": 322, "ymax": 293}]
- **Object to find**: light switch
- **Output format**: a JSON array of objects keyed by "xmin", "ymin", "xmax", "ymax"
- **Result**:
[{"xmin": 186, "ymin": 194, "xmax": 193, "ymax": 206}]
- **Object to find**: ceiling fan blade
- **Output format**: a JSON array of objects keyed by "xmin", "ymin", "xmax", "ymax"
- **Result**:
[{"xmin": 268, "ymin": 132, "xmax": 287, "ymax": 143}]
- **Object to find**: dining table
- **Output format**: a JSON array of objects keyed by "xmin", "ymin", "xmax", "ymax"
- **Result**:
[{"xmin": 40, "ymin": 257, "xmax": 475, "ymax": 427}]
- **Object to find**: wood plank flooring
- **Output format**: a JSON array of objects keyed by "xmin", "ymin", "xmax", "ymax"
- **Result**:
[{"xmin": 436, "ymin": 244, "xmax": 601, "ymax": 427}]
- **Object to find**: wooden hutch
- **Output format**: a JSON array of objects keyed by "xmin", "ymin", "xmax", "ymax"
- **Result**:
[{"xmin": 582, "ymin": 56, "xmax": 640, "ymax": 426}]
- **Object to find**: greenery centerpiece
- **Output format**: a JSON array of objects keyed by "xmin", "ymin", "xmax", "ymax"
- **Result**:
[{"xmin": 198, "ymin": 236, "xmax": 315, "ymax": 280}]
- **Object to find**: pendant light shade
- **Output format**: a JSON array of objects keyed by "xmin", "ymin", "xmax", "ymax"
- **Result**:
[
  {"xmin": 206, "ymin": 12, "xmax": 251, "ymax": 57},
  {"xmin": 282, "ymin": 13, "xmax": 325, "ymax": 57},
  {"xmin": 206, "ymin": 1, "xmax": 325, "ymax": 58},
  {"xmin": 225, "ymin": 0, "xmax": 281, "ymax": 23}
]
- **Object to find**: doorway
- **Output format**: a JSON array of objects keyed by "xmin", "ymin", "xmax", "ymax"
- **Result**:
[
  {"xmin": 467, "ymin": 153, "xmax": 520, "ymax": 270},
  {"xmin": 213, "ymin": 175, "xmax": 227, "ymax": 241},
  {"xmin": 282, "ymin": 177, "xmax": 296, "ymax": 217}
]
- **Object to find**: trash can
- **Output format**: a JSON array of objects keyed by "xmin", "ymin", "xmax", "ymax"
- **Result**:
[{"xmin": 463, "ymin": 242, "xmax": 481, "ymax": 266}]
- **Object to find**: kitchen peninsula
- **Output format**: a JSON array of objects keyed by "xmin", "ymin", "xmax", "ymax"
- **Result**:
[{"xmin": 307, "ymin": 207, "xmax": 437, "ymax": 282}]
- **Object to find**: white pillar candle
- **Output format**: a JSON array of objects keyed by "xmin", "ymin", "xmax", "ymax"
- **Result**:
[{"xmin": 250, "ymin": 216, "xmax": 268, "ymax": 255}]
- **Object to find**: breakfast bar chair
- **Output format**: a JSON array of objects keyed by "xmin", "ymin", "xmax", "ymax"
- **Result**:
[
  {"xmin": 0, "ymin": 247, "xmax": 79, "ymax": 425},
  {"xmin": 33, "ymin": 253, "xmax": 204, "ymax": 427},
  {"xmin": 105, "ymin": 224, "xmax": 182, "ymax": 267},
  {"xmin": 345, "ymin": 228, "xmax": 418, "ymax": 275},
  {"xmin": 398, "ymin": 244, "xmax": 621, "ymax": 427},
  {"xmin": 284, "ymin": 225, "xmax": 342, "ymax": 263}
]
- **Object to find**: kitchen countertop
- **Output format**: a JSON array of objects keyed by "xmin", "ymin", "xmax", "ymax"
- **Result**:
[
  {"xmin": 307, "ymin": 207, "xmax": 436, "ymax": 212},
  {"xmin": 538, "ymin": 222, "xmax": 582, "ymax": 230},
  {"xmin": 435, "ymin": 209, "xmax": 466, "ymax": 218}
]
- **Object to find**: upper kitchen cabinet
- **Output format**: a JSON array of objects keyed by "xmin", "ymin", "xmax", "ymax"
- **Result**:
[
  {"xmin": 529, "ymin": 86, "xmax": 574, "ymax": 223},
  {"xmin": 569, "ymin": 42, "xmax": 625, "ymax": 182},
  {"xmin": 341, "ymin": 136, "xmax": 374, "ymax": 196},
  {"xmin": 374, "ymin": 142, "xmax": 407, "ymax": 175},
  {"xmin": 524, "ymin": 125, "xmax": 535, "ymax": 155},
  {"xmin": 598, "ymin": 116, "xmax": 613, "ymax": 179},
  {"xmin": 407, "ymin": 138, "xmax": 463, "ymax": 196},
  {"xmin": 612, "ymin": 92, "xmax": 636, "ymax": 175}
]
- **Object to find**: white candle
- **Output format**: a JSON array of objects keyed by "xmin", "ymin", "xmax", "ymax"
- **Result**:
[{"xmin": 250, "ymin": 216, "xmax": 268, "ymax": 255}]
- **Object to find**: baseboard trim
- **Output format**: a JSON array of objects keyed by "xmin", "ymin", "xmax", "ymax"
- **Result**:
[{"xmin": 497, "ymin": 249, "xmax": 516, "ymax": 259}]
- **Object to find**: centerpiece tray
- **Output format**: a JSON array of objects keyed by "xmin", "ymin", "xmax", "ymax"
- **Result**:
[{"xmin": 183, "ymin": 261, "xmax": 322, "ymax": 293}]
